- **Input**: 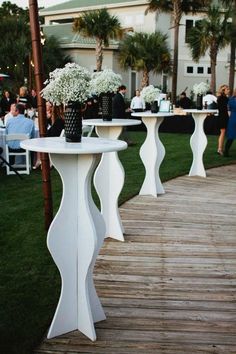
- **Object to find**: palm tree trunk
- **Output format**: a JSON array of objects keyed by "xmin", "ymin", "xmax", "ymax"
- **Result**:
[
  {"xmin": 141, "ymin": 69, "xmax": 149, "ymax": 88},
  {"xmin": 96, "ymin": 38, "xmax": 103, "ymax": 72},
  {"xmin": 172, "ymin": 1, "xmax": 182, "ymax": 104},
  {"xmin": 229, "ymin": 2, "xmax": 236, "ymax": 94},
  {"xmin": 229, "ymin": 41, "xmax": 235, "ymax": 95},
  {"xmin": 210, "ymin": 49, "xmax": 217, "ymax": 94}
]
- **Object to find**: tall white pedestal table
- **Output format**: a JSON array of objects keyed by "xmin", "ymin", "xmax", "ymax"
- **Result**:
[
  {"xmin": 183, "ymin": 109, "xmax": 218, "ymax": 177},
  {"xmin": 83, "ymin": 119, "xmax": 141, "ymax": 241},
  {"xmin": 21, "ymin": 136, "xmax": 127, "ymax": 341},
  {"xmin": 132, "ymin": 111, "xmax": 174, "ymax": 196}
]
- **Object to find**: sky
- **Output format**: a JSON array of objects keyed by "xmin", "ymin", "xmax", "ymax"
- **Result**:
[{"xmin": 0, "ymin": 0, "xmax": 67, "ymax": 9}]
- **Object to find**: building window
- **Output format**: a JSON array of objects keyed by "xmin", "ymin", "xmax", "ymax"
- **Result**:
[
  {"xmin": 185, "ymin": 19, "xmax": 194, "ymax": 43},
  {"xmin": 197, "ymin": 67, "xmax": 204, "ymax": 74},
  {"xmin": 187, "ymin": 66, "xmax": 194, "ymax": 74},
  {"xmin": 184, "ymin": 64, "xmax": 211, "ymax": 76}
]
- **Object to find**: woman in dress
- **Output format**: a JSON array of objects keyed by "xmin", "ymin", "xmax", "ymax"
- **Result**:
[
  {"xmin": 224, "ymin": 88, "xmax": 236, "ymax": 157},
  {"xmin": 216, "ymin": 84, "xmax": 230, "ymax": 155}
]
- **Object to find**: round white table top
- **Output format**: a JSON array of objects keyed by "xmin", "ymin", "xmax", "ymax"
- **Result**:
[
  {"xmin": 183, "ymin": 109, "xmax": 218, "ymax": 114},
  {"xmin": 83, "ymin": 118, "xmax": 141, "ymax": 127},
  {"xmin": 21, "ymin": 137, "xmax": 127, "ymax": 154},
  {"xmin": 132, "ymin": 111, "xmax": 174, "ymax": 118}
]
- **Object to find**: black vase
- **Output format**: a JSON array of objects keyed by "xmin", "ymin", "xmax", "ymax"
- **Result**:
[
  {"xmin": 99, "ymin": 93, "xmax": 113, "ymax": 121},
  {"xmin": 196, "ymin": 95, "xmax": 203, "ymax": 110},
  {"xmin": 151, "ymin": 101, "xmax": 159, "ymax": 113},
  {"xmin": 64, "ymin": 101, "xmax": 82, "ymax": 142}
]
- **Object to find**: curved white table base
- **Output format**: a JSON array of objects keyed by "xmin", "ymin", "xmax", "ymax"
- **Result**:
[
  {"xmin": 47, "ymin": 153, "xmax": 106, "ymax": 341},
  {"xmin": 140, "ymin": 116, "xmax": 165, "ymax": 196},
  {"xmin": 189, "ymin": 113, "xmax": 207, "ymax": 177},
  {"xmin": 94, "ymin": 126, "xmax": 125, "ymax": 241},
  {"xmin": 20, "ymin": 137, "xmax": 127, "ymax": 341}
]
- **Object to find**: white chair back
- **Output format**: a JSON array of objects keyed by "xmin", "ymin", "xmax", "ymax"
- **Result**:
[{"xmin": 5, "ymin": 133, "xmax": 31, "ymax": 175}]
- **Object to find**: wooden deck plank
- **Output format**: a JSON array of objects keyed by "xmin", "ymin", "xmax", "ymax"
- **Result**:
[{"xmin": 35, "ymin": 164, "xmax": 236, "ymax": 354}]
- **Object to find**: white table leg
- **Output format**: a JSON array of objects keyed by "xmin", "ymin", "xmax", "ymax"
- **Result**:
[
  {"xmin": 94, "ymin": 126, "xmax": 125, "ymax": 241},
  {"xmin": 47, "ymin": 153, "xmax": 106, "ymax": 341},
  {"xmin": 189, "ymin": 113, "xmax": 207, "ymax": 177},
  {"xmin": 140, "ymin": 117, "xmax": 165, "ymax": 196}
]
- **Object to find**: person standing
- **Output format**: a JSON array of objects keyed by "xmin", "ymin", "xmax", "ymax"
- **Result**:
[
  {"xmin": 130, "ymin": 89, "xmax": 145, "ymax": 112},
  {"xmin": 112, "ymin": 85, "xmax": 127, "ymax": 118},
  {"xmin": 216, "ymin": 84, "xmax": 230, "ymax": 155},
  {"xmin": 177, "ymin": 91, "xmax": 192, "ymax": 109},
  {"xmin": 224, "ymin": 88, "xmax": 236, "ymax": 157}
]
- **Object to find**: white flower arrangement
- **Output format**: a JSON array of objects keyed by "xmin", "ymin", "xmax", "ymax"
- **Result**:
[
  {"xmin": 90, "ymin": 69, "xmax": 122, "ymax": 96},
  {"xmin": 193, "ymin": 82, "xmax": 210, "ymax": 96},
  {"xmin": 41, "ymin": 63, "xmax": 91, "ymax": 105},
  {"xmin": 140, "ymin": 85, "xmax": 161, "ymax": 103}
]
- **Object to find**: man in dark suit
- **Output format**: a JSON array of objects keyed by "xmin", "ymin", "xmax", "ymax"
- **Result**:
[
  {"xmin": 112, "ymin": 85, "xmax": 127, "ymax": 118},
  {"xmin": 112, "ymin": 85, "xmax": 135, "ymax": 145}
]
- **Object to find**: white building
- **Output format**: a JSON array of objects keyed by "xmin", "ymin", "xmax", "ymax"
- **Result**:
[{"xmin": 40, "ymin": 0, "xmax": 233, "ymax": 98}]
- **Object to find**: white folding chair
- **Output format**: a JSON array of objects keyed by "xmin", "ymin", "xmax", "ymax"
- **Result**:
[
  {"xmin": 60, "ymin": 126, "xmax": 94, "ymax": 138},
  {"xmin": 82, "ymin": 125, "xmax": 94, "ymax": 137},
  {"xmin": 5, "ymin": 133, "xmax": 31, "ymax": 175}
]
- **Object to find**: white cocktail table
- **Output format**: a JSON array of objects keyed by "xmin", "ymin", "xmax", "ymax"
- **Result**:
[
  {"xmin": 21, "ymin": 136, "xmax": 127, "ymax": 341},
  {"xmin": 132, "ymin": 111, "xmax": 174, "ymax": 196},
  {"xmin": 183, "ymin": 109, "xmax": 218, "ymax": 177},
  {"xmin": 83, "ymin": 119, "xmax": 141, "ymax": 241}
]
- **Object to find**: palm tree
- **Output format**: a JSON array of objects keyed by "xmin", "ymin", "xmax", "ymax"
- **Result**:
[
  {"xmin": 221, "ymin": 0, "xmax": 236, "ymax": 94},
  {"xmin": 145, "ymin": 0, "xmax": 211, "ymax": 103},
  {"xmin": 187, "ymin": 5, "xmax": 231, "ymax": 94},
  {"xmin": 119, "ymin": 31, "xmax": 171, "ymax": 88},
  {"xmin": 73, "ymin": 8, "xmax": 123, "ymax": 72}
]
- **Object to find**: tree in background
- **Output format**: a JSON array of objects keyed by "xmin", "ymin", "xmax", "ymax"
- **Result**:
[
  {"xmin": 73, "ymin": 8, "xmax": 123, "ymax": 72},
  {"xmin": 0, "ymin": 1, "xmax": 71, "ymax": 93},
  {"xmin": 119, "ymin": 31, "xmax": 171, "ymax": 88},
  {"xmin": 187, "ymin": 5, "xmax": 231, "ymax": 94},
  {"xmin": 145, "ymin": 0, "xmax": 211, "ymax": 103},
  {"xmin": 221, "ymin": 0, "xmax": 236, "ymax": 94}
]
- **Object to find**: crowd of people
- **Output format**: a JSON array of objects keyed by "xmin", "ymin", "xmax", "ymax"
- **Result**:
[
  {"xmin": 176, "ymin": 85, "xmax": 236, "ymax": 157},
  {"xmin": 1, "ymin": 82, "xmax": 236, "ymax": 169}
]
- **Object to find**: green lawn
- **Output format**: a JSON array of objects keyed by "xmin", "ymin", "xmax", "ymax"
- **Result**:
[{"xmin": 0, "ymin": 131, "xmax": 235, "ymax": 354}]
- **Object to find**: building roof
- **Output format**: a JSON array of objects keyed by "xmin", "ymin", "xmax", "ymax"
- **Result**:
[
  {"xmin": 42, "ymin": 23, "xmax": 119, "ymax": 48},
  {"xmin": 40, "ymin": 0, "xmax": 148, "ymax": 14}
]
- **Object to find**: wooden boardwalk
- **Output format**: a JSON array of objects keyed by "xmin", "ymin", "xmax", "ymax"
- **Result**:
[{"xmin": 35, "ymin": 164, "xmax": 236, "ymax": 354}]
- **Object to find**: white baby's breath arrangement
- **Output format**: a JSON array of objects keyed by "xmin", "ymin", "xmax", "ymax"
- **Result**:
[
  {"xmin": 41, "ymin": 63, "xmax": 91, "ymax": 105},
  {"xmin": 141, "ymin": 85, "xmax": 161, "ymax": 103},
  {"xmin": 90, "ymin": 69, "xmax": 122, "ymax": 96},
  {"xmin": 193, "ymin": 82, "xmax": 210, "ymax": 96}
]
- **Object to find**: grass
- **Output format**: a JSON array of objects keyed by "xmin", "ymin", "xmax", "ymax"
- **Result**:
[{"xmin": 0, "ymin": 131, "xmax": 235, "ymax": 354}]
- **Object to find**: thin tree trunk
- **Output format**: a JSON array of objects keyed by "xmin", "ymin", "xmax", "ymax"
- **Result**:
[
  {"xmin": 28, "ymin": 0, "xmax": 53, "ymax": 230},
  {"xmin": 96, "ymin": 38, "xmax": 103, "ymax": 71},
  {"xmin": 229, "ymin": 41, "xmax": 235, "ymax": 94},
  {"xmin": 172, "ymin": 1, "xmax": 182, "ymax": 104},
  {"xmin": 210, "ymin": 52, "xmax": 217, "ymax": 94},
  {"xmin": 229, "ymin": 2, "xmax": 236, "ymax": 94}
]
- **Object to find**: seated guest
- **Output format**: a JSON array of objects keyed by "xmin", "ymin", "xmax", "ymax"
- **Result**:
[
  {"xmin": 0, "ymin": 90, "xmax": 15, "ymax": 115},
  {"xmin": 6, "ymin": 103, "xmax": 35, "ymax": 150},
  {"xmin": 4, "ymin": 103, "xmax": 16, "ymax": 125},
  {"xmin": 177, "ymin": 92, "xmax": 192, "ymax": 109},
  {"xmin": 130, "ymin": 89, "xmax": 145, "ymax": 112},
  {"xmin": 47, "ymin": 105, "xmax": 64, "ymax": 137}
]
